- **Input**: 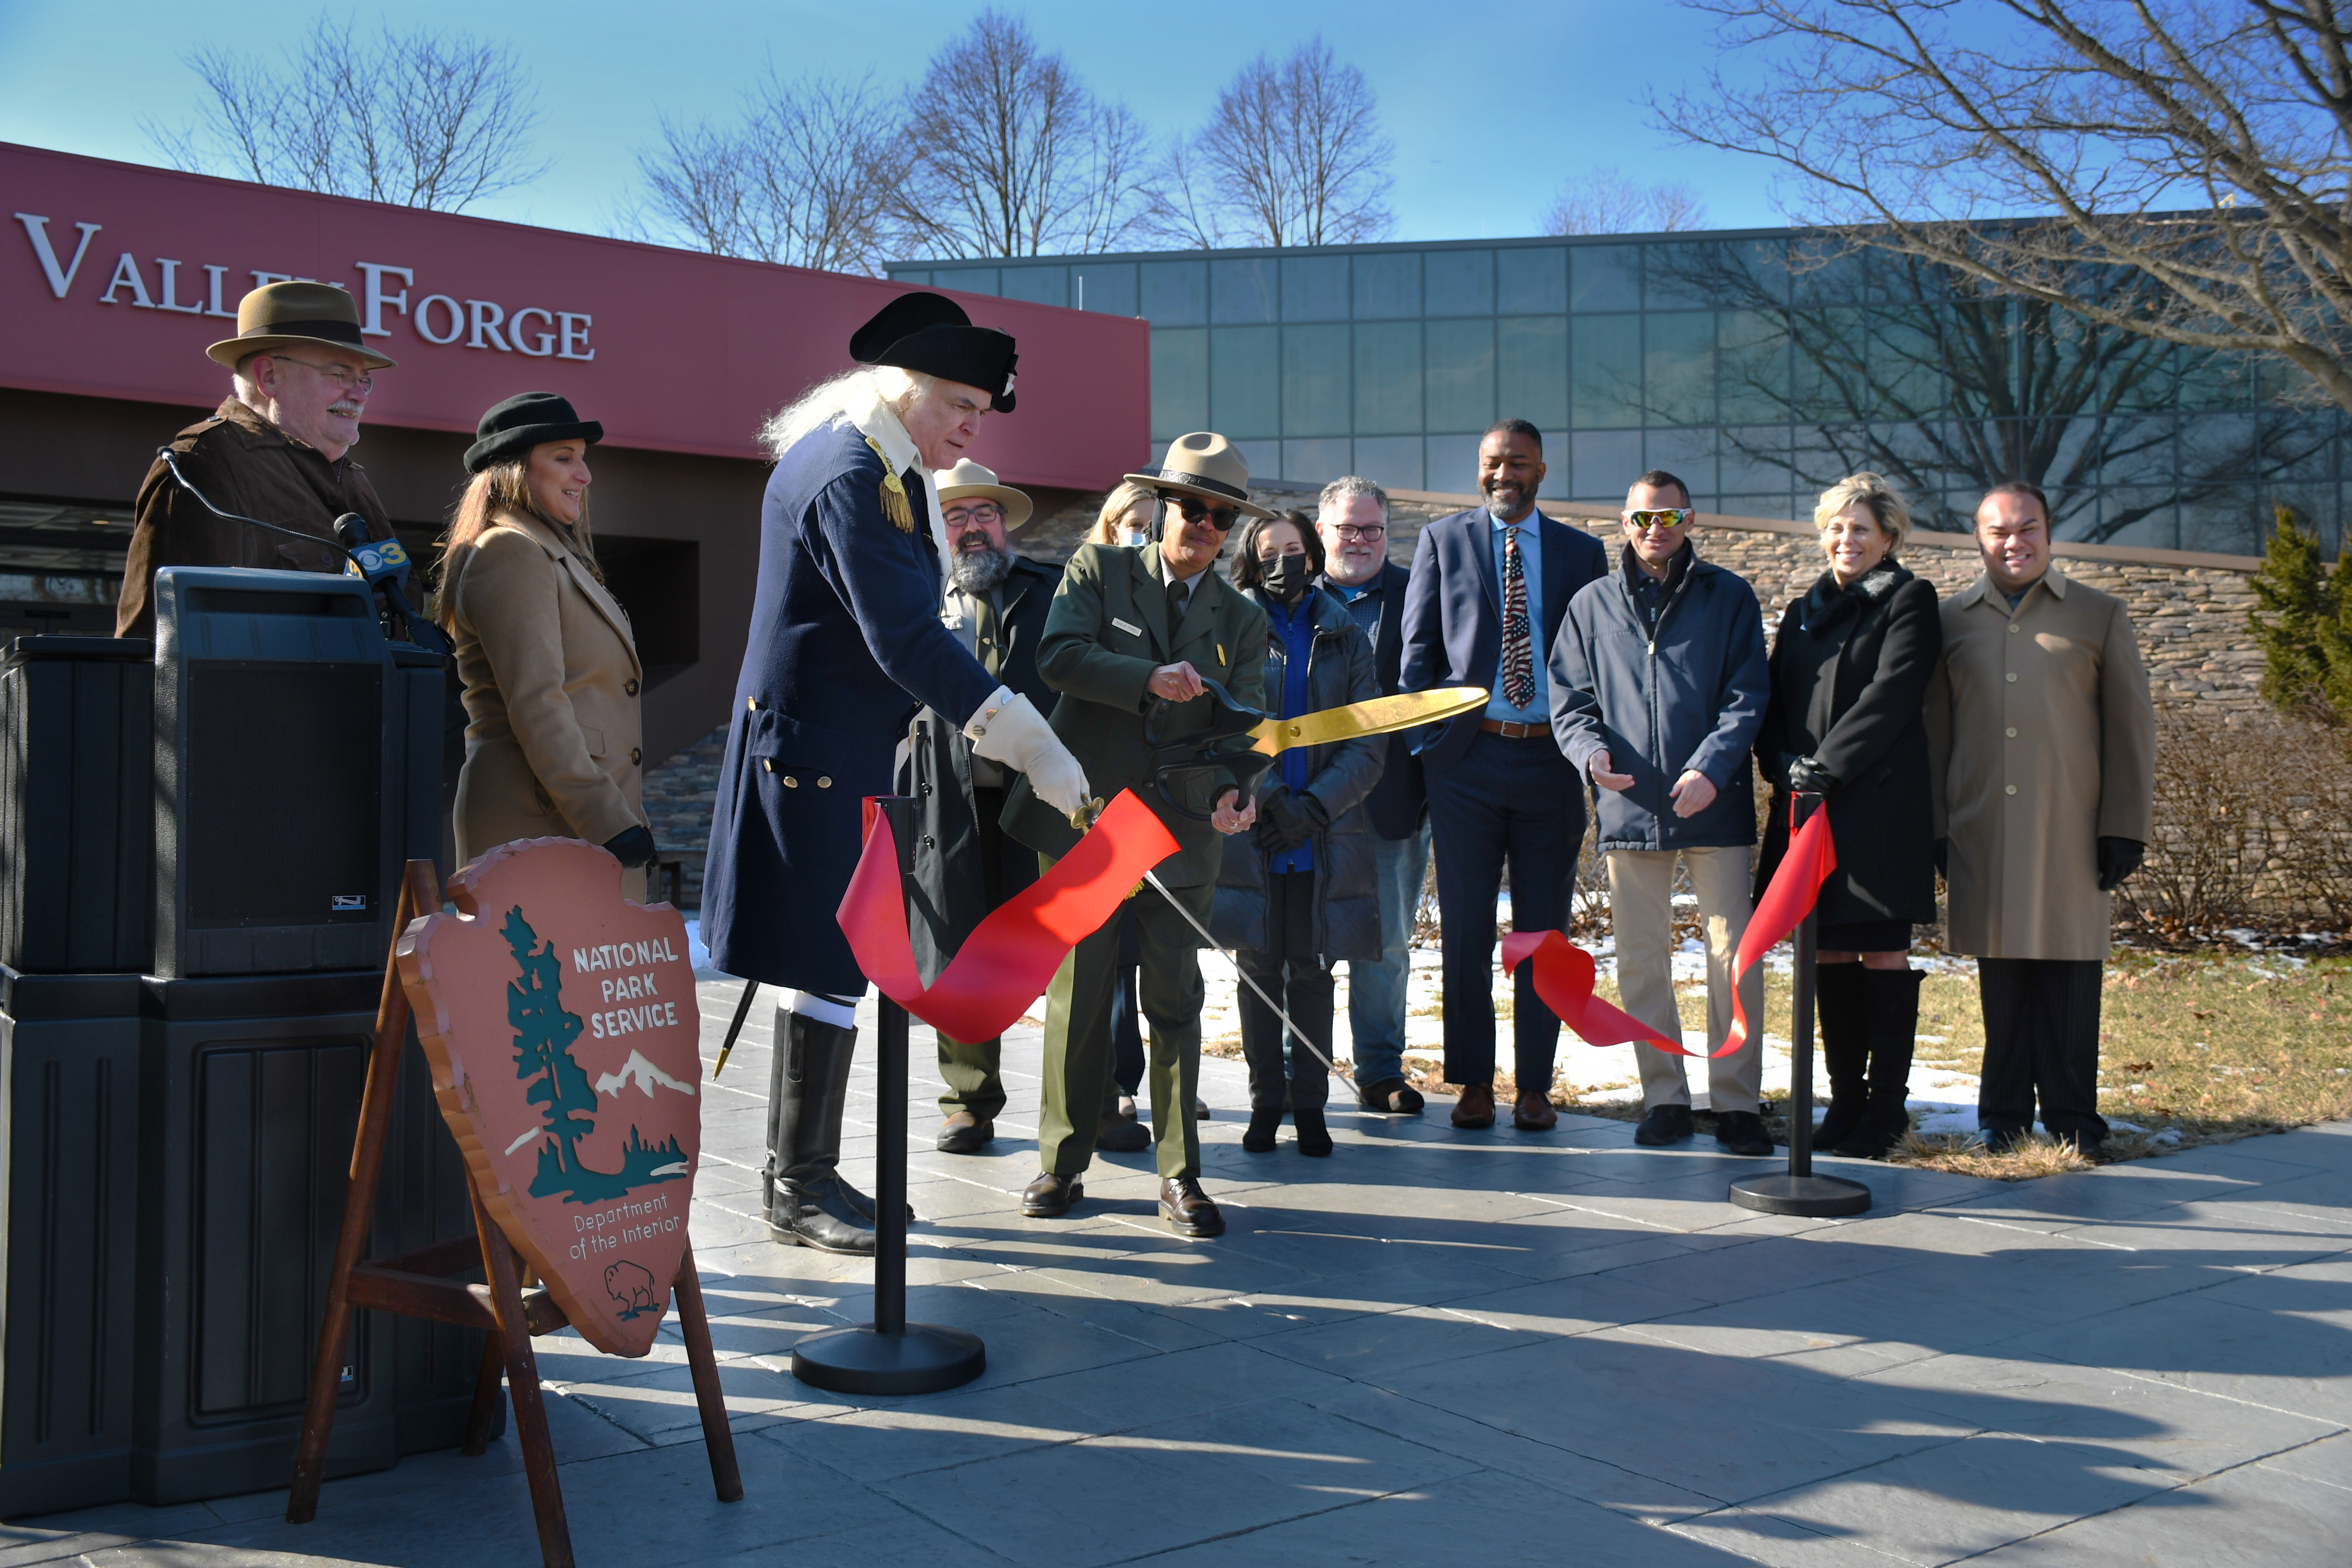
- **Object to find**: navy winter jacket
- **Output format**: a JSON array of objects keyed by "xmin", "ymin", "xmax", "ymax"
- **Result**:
[{"xmin": 1547, "ymin": 546, "xmax": 1770, "ymax": 851}]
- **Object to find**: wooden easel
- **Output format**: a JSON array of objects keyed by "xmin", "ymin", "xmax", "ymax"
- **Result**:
[{"xmin": 286, "ymin": 860, "xmax": 742, "ymax": 1567}]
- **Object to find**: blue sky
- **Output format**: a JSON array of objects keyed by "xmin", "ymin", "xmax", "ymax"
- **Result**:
[{"xmin": 0, "ymin": 0, "xmax": 1793, "ymax": 248}]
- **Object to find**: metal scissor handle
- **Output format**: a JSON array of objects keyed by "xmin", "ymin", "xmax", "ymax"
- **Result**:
[{"xmin": 1143, "ymin": 676, "xmax": 1274, "ymax": 821}]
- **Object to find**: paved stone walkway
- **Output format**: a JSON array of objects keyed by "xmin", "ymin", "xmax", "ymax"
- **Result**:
[{"xmin": 9, "ymin": 979, "xmax": 2351, "ymax": 1565}]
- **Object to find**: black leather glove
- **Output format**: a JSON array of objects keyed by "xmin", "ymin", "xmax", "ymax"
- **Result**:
[
  {"xmin": 1295, "ymin": 791, "xmax": 1331, "ymax": 831},
  {"xmin": 1786, "ymin": 756, "xmax": 1838, "ymax": 794},
  {"xmin": 1255, "ymin": 788, "xmax": 1312, "ymax": 852},
  {"xmin": 2096, "ymin": 836, "xmax": 2145, "ymax": 892},
  {"xmin": 1934, "ymin": 838, "xmax": 1948, "ymax": 878},
  {"xmin": 602, "ymin": 825, "xmax": 657, "ymax": 869}
]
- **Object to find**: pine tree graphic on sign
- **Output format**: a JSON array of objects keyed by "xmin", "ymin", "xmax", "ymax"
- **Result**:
[{"xmin": 501, "ymin": 905, "xmax": 687, "ymax": 1204}]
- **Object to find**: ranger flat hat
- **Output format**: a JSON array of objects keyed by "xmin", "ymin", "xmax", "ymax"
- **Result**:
[
  {"xmin": 205, "ymin": 278, "xmax": 397, "ymax": 370},
  {"xmin": 466, "ymin": 391, "xmax": 603, "ymax": 473},
  {"xmin": 849, "ymin": 291, "xmax": 1018, "ymax": 413},
  {"xmin": 1122, "ymin": 431, "xmax": 1276, "ymax": 518},
  {"xmin": 934, "ymin": 458, "xmax": 1034, "ymax": 531}
]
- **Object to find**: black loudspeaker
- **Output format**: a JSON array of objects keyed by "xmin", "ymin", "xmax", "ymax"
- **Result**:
[
  {"xmin": 152, "ymin": 569, "xmax": 440, "ymax": 977},
  {"xmin": 0, "ymin": 637, "xmax": 154, "ymax": 972}
]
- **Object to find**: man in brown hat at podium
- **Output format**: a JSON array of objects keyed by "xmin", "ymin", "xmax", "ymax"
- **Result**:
[{"xmin": 115, "ymin": 279, "xmax": 397, "ymax": 637}]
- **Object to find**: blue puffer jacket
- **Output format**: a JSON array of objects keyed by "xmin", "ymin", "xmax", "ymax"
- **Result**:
[{"xmin": 1547, "ymin": 544, "xmax": 1769, "ymax": 851}]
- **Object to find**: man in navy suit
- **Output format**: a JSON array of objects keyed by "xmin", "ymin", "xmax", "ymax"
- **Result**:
[{"xmin": 1399, "ymin": 420, "xmax": 1609, "ymax": 1131}]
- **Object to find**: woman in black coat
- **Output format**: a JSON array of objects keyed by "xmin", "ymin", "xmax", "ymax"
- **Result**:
[
  {"xmin": 1755, "ymin": 473, "xmax": 1943, "ymax": 1158},
  {"xmin": 1211, "ymin": 511, "xmax": 1384, "ymax": 1157}
]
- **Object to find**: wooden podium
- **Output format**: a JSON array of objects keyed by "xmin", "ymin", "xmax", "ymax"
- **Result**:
[{"xmin": 286, "ymin": 860, "xmax": 741, "ymax": 1568}]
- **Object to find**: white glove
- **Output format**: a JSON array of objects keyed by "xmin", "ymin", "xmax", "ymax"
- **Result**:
[{"xmin": 966, "ymin": 687, "xmax": 1090, "ymax": 819}]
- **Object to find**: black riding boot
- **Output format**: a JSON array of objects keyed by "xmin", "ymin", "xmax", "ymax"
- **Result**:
[
  {"xmin": 1811, "ymin": 963, "xmax": 1870, "ymax": 1151},
  {"xmin": 765, "ymin": 1009, "xmax": 876, "ymax": 1254},
  {"xmin": 1835, "ymin": 969, "xmax": 1922, "ymax": 1159}
]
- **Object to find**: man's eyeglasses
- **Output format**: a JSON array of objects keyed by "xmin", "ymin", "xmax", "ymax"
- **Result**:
[
  {"xmin": 942, "ymin": 504, "xmax": 1004, "ymax": 528},
  {"xmin": 1625, "ymin": 509, "xmax": 1692, "ymax": 531},
  {"xmin": 1163, "ymin": 492, "xmax": 1238, "ymax": 531},
  {"xmin": 265, "ymin": 354, "xmax": 374, "ymax": 395},
  {"xmin": 1330, "ymin": 524, "xmax": 1386, "ymax": 542}
]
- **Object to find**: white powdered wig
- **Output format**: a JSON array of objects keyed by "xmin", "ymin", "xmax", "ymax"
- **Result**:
[{"xmin": 760, "ymin": 365, "xmax": 935, "ymax": 460}]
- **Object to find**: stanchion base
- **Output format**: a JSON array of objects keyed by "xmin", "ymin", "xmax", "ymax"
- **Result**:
[
  {"xmin": 1728, "ymin": 1172, "xmax": 1873, "ymax": 1217},
  {"xmin": 791, "ymin": 1323, "xmax": 985, "ymax": 1396}
]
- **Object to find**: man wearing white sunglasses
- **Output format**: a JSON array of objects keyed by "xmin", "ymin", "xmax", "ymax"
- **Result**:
[{"xmin": 1549, "ymin": 471, "xmax": 1773, "ymax": 1156}]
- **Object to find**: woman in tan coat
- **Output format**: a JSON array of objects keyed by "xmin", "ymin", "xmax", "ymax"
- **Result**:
[{"xmin": 436, "ymin": 392, "xmax": 654, "ymax": 895}]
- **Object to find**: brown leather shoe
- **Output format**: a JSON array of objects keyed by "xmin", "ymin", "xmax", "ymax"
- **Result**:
[
  {"xmin": 1451, "ymin": 1083, "xmax": 1496, "ymax": 1129},
  {"xmin": 1513, "ymin": 1091, "xmax": 1558, "ymax": 1132},
  {"xmin": 936, "ymin": 1112, "xmax": 994, "ymax": 1154},
  {"xmin": 1157, "ymin": 1176, "xmax": 1225, "ymax": 1237},
  {"xmin": 1021, "ymin": 1171, "xmax": 1083, "ymax": 1218}
]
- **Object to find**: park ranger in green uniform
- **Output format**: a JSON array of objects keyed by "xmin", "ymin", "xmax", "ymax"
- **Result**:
[{"xmin": 1001, "ymin": 433, "xmax": 1272, "ymax": 1239}]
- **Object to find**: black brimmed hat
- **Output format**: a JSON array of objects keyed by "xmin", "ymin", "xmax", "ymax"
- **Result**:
[
  {"xmin": 849, "ymin": 291, "xmax": 1019, "ymax": 412},
  {"xmin": 465, "ymin": 392, "xmax": 603, "ymax": 473},
  {"xmin": 205, "ymin": 279, "xmax": 397, "ymax": 370}
]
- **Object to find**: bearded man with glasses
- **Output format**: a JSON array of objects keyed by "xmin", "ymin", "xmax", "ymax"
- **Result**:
[
  {"xmin": 1549, "ymin": 471, "xmax": 1774, "ymax": 1156},
  {"xmin": 118, "ymin": 280, "xmax": 397, "ymax": 637},
  {"xmin": 1000, "ymin": 432, "xmax": 1271, "ymax": 1238},
  {"xmin": 897, "ymin": 460, "xmax": 1071, "ymax": 1156}
]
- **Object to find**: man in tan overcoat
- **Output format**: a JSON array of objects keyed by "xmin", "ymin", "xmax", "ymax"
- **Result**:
[{"xmin": 1926, "ymin": 480, "xmax": 2155, "ymax": 1154}]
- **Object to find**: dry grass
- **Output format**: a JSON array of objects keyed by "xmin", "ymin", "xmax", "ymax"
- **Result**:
[{"xmin": 1410, "ymin": 951, "xmax": 2352, "ymax": 1180}]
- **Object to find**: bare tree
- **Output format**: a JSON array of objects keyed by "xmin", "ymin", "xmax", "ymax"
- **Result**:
[
  {"xmin": 146, "ymin": 19, "xmax": 542, "ymax": 211},
  {"xmin": 1546, "ymin": 167, "xmax": 1712, "ymax": 235},
  {"xmin": 1656, "ymin": 1, "xmax": 2352, "ymax": 414},
  {"xmin": 631, "ymin": 69, "xmax": 902, "ymax": 274},
  {"xmin": 894, "ymin": 9, "xmax": 1153, "ymax": 258},
  {"xmin": 1149, "ymin": 38, "xmax": 1395, "ymax": 248}
]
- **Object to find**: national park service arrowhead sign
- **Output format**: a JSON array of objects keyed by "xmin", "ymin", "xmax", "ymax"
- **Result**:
[{"xmin": 398, "ymin": 838, "xmax": 702, "ymax": 1356}]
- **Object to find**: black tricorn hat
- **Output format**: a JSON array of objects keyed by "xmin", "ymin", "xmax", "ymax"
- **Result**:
[
  {"xmin": 849, "ymin": 291, "xmax": 1019, "ymax": 413},
  {"xmin": 465, "ymin": 391, "xmax": 603, "ymax": 473}
]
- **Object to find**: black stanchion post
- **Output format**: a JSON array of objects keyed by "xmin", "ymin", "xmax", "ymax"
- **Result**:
[
  {"xmin": 1730, "ymin": 790, "xmax": 1871, "ymax": 1218},
  {"xmin": 792, "ymin": 798, "xmax": 985, "ymax": 1396}
]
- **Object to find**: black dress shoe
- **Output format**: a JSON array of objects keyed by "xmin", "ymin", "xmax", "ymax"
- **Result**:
[
  {"xmin": 1096, "ymin": 1115, "xmax": 1152, "ymax": 1153},
  {"xmin": 1714, "ymin": 1110, "xmax": 1775, "ymax": 1156},
  {"xmin": 1242, "ymin": 1108, "xmax": 1281, "ymax": 1153},
  {"xmin": 1356, "ymin": 1077, "xmax": 1425, "ymax": 1114},
  {"xmin": 1633, "ymin": 1103, "xmax": 1694, "ymax": 1146},
  {"xmin": 1158, "ymin": 1176, "xmax": 1225, "ymax": 1237},
  {"xmin": 936, "ymin": 1112, "xmax": 994, "ymax": 1154},
  {"xmin": 1195, "ymin": 1097, "xmax": 1212, "ymax": 1121},
  {"xmin": 1021, "ymin": 1171, "xmax": 1083, "ymax": 1218},
  {"xmin": 1293, "ymin": 1106, "xmax": 1332, "ymax": 1157}
]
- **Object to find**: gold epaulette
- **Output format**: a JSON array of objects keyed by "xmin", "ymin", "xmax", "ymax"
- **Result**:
[{"xmin": 863, "ymin": 436, "xmax": 915, "ymax": 533}]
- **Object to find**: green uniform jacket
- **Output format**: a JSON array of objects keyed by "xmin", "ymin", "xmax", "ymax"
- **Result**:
[{"xmin": 1001, "ymin": 542, "xmax": 1268, "ymax": 889}]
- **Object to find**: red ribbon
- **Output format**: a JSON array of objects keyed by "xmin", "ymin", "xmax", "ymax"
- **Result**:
[
  {"xmin": 837, "ymin": 789, "xmax": 1179, "ymax": 1043},
  {"xmin": 1722, "ymin": 799, "xmax": 1838, "ymax": 1056},
  {"xmin": 1500, "ymin": 930, "xmax": 1687, "ymax": 1052},
  {"xmin": 1500, "ymin": 800, "xmax": 1838, "ymax": 1060}
]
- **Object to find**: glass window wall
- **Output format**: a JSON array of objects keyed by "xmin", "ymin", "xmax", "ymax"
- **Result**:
[{"xmin": 894, "ymin": 235, "xmax": 2342, "ymax": 551}]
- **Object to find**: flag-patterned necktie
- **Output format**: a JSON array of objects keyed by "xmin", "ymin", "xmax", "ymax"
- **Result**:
[{"xmin": 1500, "ymin": 526, "xmax": 1534, "ymax": 708}]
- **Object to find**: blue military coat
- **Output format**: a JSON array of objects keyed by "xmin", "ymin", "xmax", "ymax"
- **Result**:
[{"xmin": 702, "ymin": 417, "xmax": 1000, "ymax": 992}]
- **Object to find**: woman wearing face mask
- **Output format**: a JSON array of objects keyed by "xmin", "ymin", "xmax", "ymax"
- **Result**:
[
  {"xmin": 436, "ymin": 392, "xmax": 656, "ymax": 897},
  {"xmin": 1211, "ymin": 510, "xmax": 1385, "ymax": 1156},
  {"xmin": 1092, "ymin": 480, "xmax": 1158, "ymax": 548}
]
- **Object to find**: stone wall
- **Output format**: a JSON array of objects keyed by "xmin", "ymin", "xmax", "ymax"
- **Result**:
[{"xmin": 637, "ymin": 487, "xmax": 2276, "ymax": 907}]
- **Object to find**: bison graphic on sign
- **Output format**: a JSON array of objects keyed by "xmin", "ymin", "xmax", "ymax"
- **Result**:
[{"xmin": 399, "ymin": 837, "xmax": 702, "ymax": 1356}]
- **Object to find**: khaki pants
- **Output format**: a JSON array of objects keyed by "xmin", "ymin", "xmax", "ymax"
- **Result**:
[{"xmin": 1607, "ymin": 846, "xmax": 1764, "ymax": 1115}]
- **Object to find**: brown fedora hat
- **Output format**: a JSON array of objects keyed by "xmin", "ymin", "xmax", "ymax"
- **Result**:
[
  {"xmin": 205, "ymin": 279, "xmax": 397, "ymax": 370},
  {"xmin": 1121, "ymin": 432, "xmax": 1276, "ymax": 518},
  {"xmin": 933, "ymin": 458, "xmax": 1034, "ymax": 531}
]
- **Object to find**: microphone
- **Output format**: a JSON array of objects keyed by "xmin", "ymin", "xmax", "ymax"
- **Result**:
[
  {"xmin": 155, "ymin": 446, "xmax": 363, "ymax": 574},
  {"xmin": 333, "ymin": 512, "xmax": 450, "ymax": 657}
]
